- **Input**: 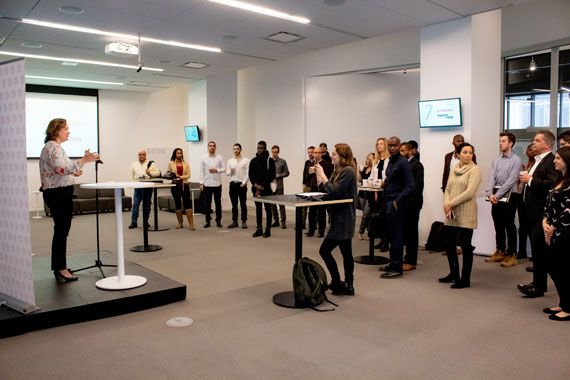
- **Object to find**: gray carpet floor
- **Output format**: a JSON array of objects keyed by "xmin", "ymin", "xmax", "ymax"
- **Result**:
[{"xmin": 1, "ymin": 209, "xmax": 569, "ymax": 379}]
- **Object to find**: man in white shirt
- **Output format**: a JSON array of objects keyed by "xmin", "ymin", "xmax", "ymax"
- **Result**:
[
  {"xmin": 128, "ymin": 149, "xmax": 161, "ymax": 229},
  {"xmin": 226, "ymin": 143, "xmax": 249, "ymax": 229},
  {"xmin": 200, "ymin": 141, "xmax": 225, "ymax": 228}
]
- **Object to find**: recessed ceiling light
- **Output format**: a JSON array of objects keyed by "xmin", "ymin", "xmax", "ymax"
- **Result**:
[
  {"xmin": 158, "ymin": 59, "xmax": 171, "ymax": 64},
  {"xmin": 128, "ymin": 81, "xmax": 151, "ymax": 86},
  {"xmin": 207, "ymin": 0, "xmax": 310, "ymax": 24},
  {"xmin": 265, "ymin": 31, "xmax": 305, "ymax": 44},
  {"xmin": 61, "ymin": 61, "xmax": 79, "ymax": 66},
  {"xmin": 181, "ymin": 62, "xmax": 210, "ymax": 69},
  {"xmin": 21, "ymin": 18, "xmax": 222, "ymax": 53},
  {"xmin": 0, "ymin": 50, "xmax": 163, "ymax": 71},
  {"xmin": 222, "ymin": 35, "xmax": 238, "ymax": 40},
  {"xmin": 26, "ymin": 75, "xmax": 122, "ymax": 86},
  {"xmin": 21, "ymin": 41, "xmax": 43, "ymax": 49},
  {"xmin": 324, "ymin": 0, "xmax": 345, "ymax": 5},
  {"xmin": 58, "ymin": 6, "xmax": 85, "ymax": 15}
]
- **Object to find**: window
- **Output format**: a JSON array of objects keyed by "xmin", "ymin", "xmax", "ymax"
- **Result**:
[{"xmin": 558, "ymin": 48, "xmax": 570, "ymax": 130}]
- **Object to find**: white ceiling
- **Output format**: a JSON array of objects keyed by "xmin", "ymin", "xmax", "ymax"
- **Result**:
[{"xmin": 0, "ymin": 0, "xmax": 534, "ymax": 92}]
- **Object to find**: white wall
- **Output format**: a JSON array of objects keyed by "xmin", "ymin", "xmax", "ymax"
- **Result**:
[
  {"xmin": 27, "ymin": 85, "xmax": 189, "ymax": 209},
  {"xmin": 238, "ymin": 29, "xmax": 420, "ymax": 194},
  {"xmin": 306, "ymin": 71, "xmax": 420, "ymax": 164}
]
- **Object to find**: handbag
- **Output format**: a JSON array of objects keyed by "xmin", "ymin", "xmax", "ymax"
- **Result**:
[{"xmin": 162, "ymin": 171, "xmax": 176, "ymax": 180}]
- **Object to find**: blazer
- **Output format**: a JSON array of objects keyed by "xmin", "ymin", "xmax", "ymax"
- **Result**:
[
  {"xmin": 442, "ymin": 151, "xmax": 477, "ymax": 192},
  {"xmin": 167, "ymin": 161, "xmax": 190, "ymax": 181},
  {"xmin": 523, "ymin": 152, "xmax": 557, "ymax": 223},
  {"xmin": 319, "ymin": 166, "xmax": 357, "ymax": 240}
]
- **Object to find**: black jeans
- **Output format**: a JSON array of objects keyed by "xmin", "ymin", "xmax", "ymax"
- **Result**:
[
  {"xmin": 386, "ymin": 199, "xmax": 406, "ymax": 271},
  {"xmin": 319, "ymin": 238, "xmax": 354, "ymax": 285},
  {"xmin": 443, "ymin": 226, "xmax": 474, "ymax": 282},
  {"xmin": 271, "ymin": 187, "xmax": 286, "ymax": 223},
  {"xmin": 550, "ymin": 235, "xmax": 570, "ymax": 311},
  {"xmin": 171, "ymin": 182, "xmax": 191, "ymax": 211},
  {"xmin": 491, "ymin": 195, "xmax": 518, "ymax": 255},
  {"xmin": 404, "ymin": 203, "xmax": 421, "ymax": 266},
  {"xmin": 229, "ymin": 181, "xmax": 248, "ymax": 222},
  {"xmin": 204, "ymin": 185, "xmax": 222, "ymax": 223},
  {"xmin": 43, "ymin": 185, "xmax": 74, "ymax": 271}
]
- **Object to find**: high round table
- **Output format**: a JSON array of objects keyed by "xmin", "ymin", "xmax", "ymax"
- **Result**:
[{"xmin": 81, "ymin": 181, "xmax": 155, "ymax": 290}]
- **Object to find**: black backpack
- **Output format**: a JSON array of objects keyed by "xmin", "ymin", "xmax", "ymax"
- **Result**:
[
  {"xmin": 292, "ymin": 257, "xmax": 337, "ymax": 311},
  {"xmin": 425, "ymin": 221, "xmax": 445, "ymax": 252}
]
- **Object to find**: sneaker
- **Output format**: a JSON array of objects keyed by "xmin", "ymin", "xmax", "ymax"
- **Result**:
[
  {"xmin": 485, "ymin": 251, "xmax": 506, "ymax": 262},
  {"xmin": 402, "ymin": 263, "xmax": 417, "ymax": 271},
  {"xmin": 500, "ymin": 256, "xmax": 518, "ymax": 267},
  {"xmin": 128, "ymin": 223, "xmax": 137, "ymax": 229},
  {"xmin": 241, "ymin": 222, "xmax": 248, "ymax": 229},
  {"xmin": 252, "ymin": 229, "xmax": 263, "ymax": 237},
  {"xmin": 227, "ymin": 221, "xmax": 238, "ymax": 228}
]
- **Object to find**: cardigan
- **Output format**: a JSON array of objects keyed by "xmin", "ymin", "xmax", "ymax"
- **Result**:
[
  {"xmin": 319, "ymin": 166, "xmax": 357, "ymax": 240},
  {"xmin": 167, "ymin": 161, "xmax": 191, "ymax": 181},
  {"xmin": 444, "ymin": 161, "xmax": 481, "ymax": 229}
]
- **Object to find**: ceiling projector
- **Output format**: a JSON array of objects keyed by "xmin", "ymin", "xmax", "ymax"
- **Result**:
[{"xmin": 104, "ymin": 42, "xmax": 138, "ymax": 57}]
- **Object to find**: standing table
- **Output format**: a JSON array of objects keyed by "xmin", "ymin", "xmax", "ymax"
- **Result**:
[
  {"xmin": 254, "ymin": 194, "xmax": 353, "ymax": 308},
  {"xmin": 81, "ymin": 182, "xmax": 154, "ymax": 290},
  {"xmin": 354, "ymin": 187, "xmax": 389, "ymax": 265},
  {"xmin": 138, "ymin": 180, "xmax": 175, "ymax": 232}
]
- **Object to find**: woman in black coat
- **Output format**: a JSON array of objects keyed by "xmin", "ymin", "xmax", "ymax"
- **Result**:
[
  {"xmin": 543, "ymin": 146, "xmax": 570, "ymax": 321},
  {"xmin": 314, "ymin": 143, "xmax": 358, "ymax": 296}
]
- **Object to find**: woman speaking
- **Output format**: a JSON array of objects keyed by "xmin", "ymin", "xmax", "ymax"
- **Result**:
[
  {"xmin": 314, "ymin": 143, "xmax": 358, "ymax": 296},
  {"xmin": 39, "ymin": 118, "xmax": 99, "ymax": 284}
]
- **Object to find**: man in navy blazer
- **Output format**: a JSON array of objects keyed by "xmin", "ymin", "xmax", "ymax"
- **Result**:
[{"xmin": 518, "ymin": 130, "xmax": 558, "ymax": 298}]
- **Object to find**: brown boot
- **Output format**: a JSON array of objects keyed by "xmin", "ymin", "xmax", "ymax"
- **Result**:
[
  {"xmin": 186, "ymin": 209, "xmax": 195, "ymax": 231},
  {"xmin": 175, "ymin": 210, "xmax": 184, "ymax": 229},
  {"xmin": 501, "ymin": 256, "xmax": 518, "ymax": 267},
  {"xmin": 485, "ymin": 250, "xmax": 506, "ymax": 262}
]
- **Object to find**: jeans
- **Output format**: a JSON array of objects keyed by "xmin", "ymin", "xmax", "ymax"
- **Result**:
[
  {"xmin": 319, "ymin": 238, "xmax": 354, "ymax": 284},
  {"xmin": 132, "ymin": 188, "xmax": 152, "ymax": 224},
  {"xmin": 204, "ymin": 185, "xmax": 222, "ymax": 223}
]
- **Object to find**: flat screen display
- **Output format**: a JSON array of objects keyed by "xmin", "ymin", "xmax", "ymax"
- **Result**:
[
  {"xmin": 184, "ymin": 125, "xmax": 200, "ymax": 142},
  {"xmin": 418, "ymin": 97, "xmax": 462, "ymax": 128}
]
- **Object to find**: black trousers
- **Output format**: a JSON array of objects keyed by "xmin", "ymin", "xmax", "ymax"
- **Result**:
[
  {"xmin": 517, "ymin": 199, "xmax": 530, "ymax": 257},
  {"xmin": 171, "ymin": 183, "xmax": 191, "ymax": 211},
  {"xmin": 229, "ymin": 182, "xmax": 248, "ymax": 222},
  {"xmin": 204, "ymin": 185, "xmax": 222, "ymax": 223},
  {"xmin": 254, "ymin": 201, "xmax": 272, "ymax": 230},
  {"xmin": 319, "ymin": 238, "xmax": 354, "ymax": 284},
  {"xmin": 550, "ymin": 236, "xmax": 570, "ymax": 311},
  {"xmin": 271, "ymin": 187, "xmax": 286, "ymax": 223},
  {"xmin": 43, "ymin": 185, "xmax": 74, "ymax": 271},
  {"xmin": 530, "ymin": 219, "xmax": 549, "ymax": 292},
  {"xmin": 491, "ymin": 195, "xmax": 518, "ymax": 255},
  {"xmin": 308, "ymin": 205, "xmax": 326, "ymax": 234},
  {"xmin": 443, "ymin": 226, "xmax": 474, "ymax": 282},
  {"xmin": 386, "ymin": 200, "xmax": 406, "ymax": 271},
  {"xmin": 404, "ymin": 203, "xmax": 421, "ymax": 265}
]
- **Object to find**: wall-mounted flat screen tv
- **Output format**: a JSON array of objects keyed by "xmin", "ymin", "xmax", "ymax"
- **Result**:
[
  {"xmin": 418, "ymin": 97, "xmax": 462, "ymax": 128},
  {"xmin": 184, "ymin": 125, "xmax": 200, "ymax": 142}
]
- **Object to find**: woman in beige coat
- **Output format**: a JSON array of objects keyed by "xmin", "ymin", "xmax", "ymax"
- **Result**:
[{"xmin": 439, "ymin": 142, "xmax": 481, "ymax": 289}]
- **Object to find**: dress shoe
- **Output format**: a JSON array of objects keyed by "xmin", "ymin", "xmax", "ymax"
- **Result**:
[
  {"xmin": 520, "ymin": 288, "xmax": 544, "ymax": 298},
  {"xmin": 281, "ymin": 223, "xmax": 287, "ymax": 229},
  {"xmin": 516, "ymin": 251, "xmax": 528, "ymax": 260},
  {"xmin": 227, "ymin": 221, "xmax": 238, "ymax": 228},
  {"xmin": 263, "ymin": 230, "xmax": 271, "ymax": 238},
  {"xmin": 500, "ymin": 256, "xmax": 518, "ymax": 267},
  {"xmin": 517, "ymin": 282, "xmax": 534, "ymax": 291},
  {"xmin": 450, "ymin": 280, "xmax": 470, "ymax": 289},
  {"xmin": 216, "ymin": 221, "xmax": 223, "ymax": 228},
  {"xmin": 203, "ymin": 222, "xmax": 211, "ymax": 228},
  {"xmin": 317, "ymin": 231, "xmax": 324, "ymax": 238},
  {"xmin": 380, "ymin": 271, "xmax": 403, "ymax": 279},
  {"xmin": 379, "ymin": 241, "xmax": 389, "ymax": 252},
  {"xmin": 485, "ymin": 251, "xmax": 505, "ymax": 262},
  {"xmin": 241, "ymin": 222, "xmax": 248, "ymax": 229},
  {"xmin": 252, "ymin": 229, "xmax": 263, "ymax": 237},
  {"xmin": 378, "ymin": 265, "xmax": 396, "ymax": 272},
  {"xmin": 402, "ymin": 263, "xmax": 416, "ymax": 271},
  {"xmin": 543, "ymin": 307, "xmax": 562, "ymax": 315},
  {"xmin": 271, "ymin": 221, "xmax": 280, "ymax": 227},
  {"xmin": 526, "ymin": 266, "xmax": 533, "ymax": 273},
  {"xmin": 54, "ymin": 271, "xmax": 78, "ymax": 284},
  {"xmin": 305, "ymin": 231, "xmax": 314, "ymax": 237},
  {"xmin": 331, "ymin": 282, "xmax": 355, "ymax": 296},
  {"xmin": 128, "ymin": 223, "xmax": 137, "ymax": 229},
  {"xmin": 549, "ymin": 313, "xmax": 570, "ymax": 321},
  {"xmin": 438, "ymin": 274, "xmax": 459, "ymax": 283}
]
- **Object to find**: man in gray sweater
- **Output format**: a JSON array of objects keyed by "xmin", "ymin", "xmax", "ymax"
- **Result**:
[{"xmin": 270, "ymin": 145, "xmax": 290, "ymax": 229}]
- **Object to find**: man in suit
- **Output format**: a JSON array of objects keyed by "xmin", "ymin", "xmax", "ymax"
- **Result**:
[
  {"xmin": 441, "ymin": 134, "xmax": 477, "ymax": 192},
  {"xmin": 518, "ymin": 130, "xmax": 558, "ymax": 298},
  {"xmin": 400, "ymin": 142, "xmax": 424, "ymax": 271}
]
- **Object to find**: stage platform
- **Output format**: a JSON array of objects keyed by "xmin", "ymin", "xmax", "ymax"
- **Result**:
[{"xmin": 0, "ymin": 252, "xmax": 186, "ymax": 338}]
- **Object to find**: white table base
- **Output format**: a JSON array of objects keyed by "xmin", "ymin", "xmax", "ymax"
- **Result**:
[{"xmin": 96, "ymin": 275, "xmax": 148, "ymax": 290}]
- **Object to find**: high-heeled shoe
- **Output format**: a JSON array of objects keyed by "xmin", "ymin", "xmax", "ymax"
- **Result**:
[{"xmin": 54, "ymin": 270, "xmax": 78, "ymax": 284}]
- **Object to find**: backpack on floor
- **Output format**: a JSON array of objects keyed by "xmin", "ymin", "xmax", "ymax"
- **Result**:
[
  {"xmin": 292, "ymin": 257, "xmax": 337, "ymax": 311},
  {"xmin": 425, "ymin": 221, "xmax": 445, "ymax": 252}
]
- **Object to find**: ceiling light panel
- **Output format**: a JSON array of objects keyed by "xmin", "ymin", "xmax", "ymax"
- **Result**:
[
  {"xmin": 26, "ymin": 75, "xmax": 122, "ymax": 85},
  {"xmin": 207, "ymin": 0, "xmax": 310, "ymax": 24},
  {"xmin": 265, "ymin": 31, "xmax": 305, "ymax": 44},
  {"xmin": 181, "ymin": 62, "xmax": 210, "ymax": 69}
]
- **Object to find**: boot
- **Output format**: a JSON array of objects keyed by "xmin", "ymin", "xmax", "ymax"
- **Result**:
[
  {"xmin": 186, "ymin": 209, "xmax": 195, "ymax": 231},
  {"xmin": 175, "ymin": 210, "xmax": 184, "ymax": 229}
]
